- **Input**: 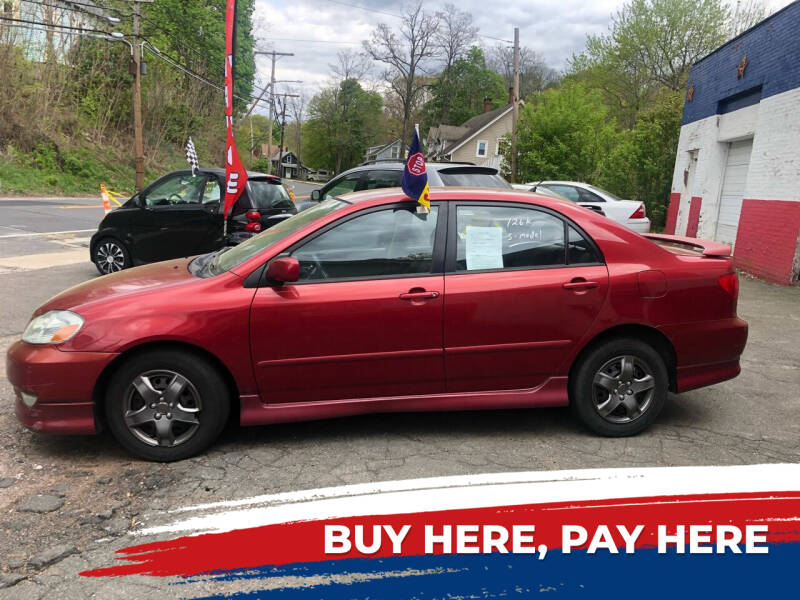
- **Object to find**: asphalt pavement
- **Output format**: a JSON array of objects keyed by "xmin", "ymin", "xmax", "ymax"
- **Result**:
[{"xmin": 0, "ymin": 192, "xmax": 798, "ymax": 597}]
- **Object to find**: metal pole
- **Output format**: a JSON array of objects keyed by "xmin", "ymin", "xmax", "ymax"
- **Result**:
[
  {"xmin": 132, "ymin": 1, "xmax": 144, "ymax": 190},
  {"xmin": 511, "ymin": 27, "xmax": 520, "ymax": 184},
  {"xmin": 266, "ymin": 53, "xmax": 276, "ymax": 172},
  {"xmin": 278, "ymin": 95, "xmax": 287, "ymax": 177}
]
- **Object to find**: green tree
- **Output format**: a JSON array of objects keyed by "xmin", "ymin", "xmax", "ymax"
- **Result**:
[
  {"xmin": 570, "ymin": 0, "xmax": 729, "ymax": 126},
  {"xmin": 423, "ymin": 47, "xmax": 507, "ymax": 130},
  {"xmin": 597, "ymin": 90, "xmax": 683, "ymax": 227},
  {"xmin": 144, "ymin": 0, "xmax": 256, "ymax": 110},
  {"xmin": 509, "ymin": 82, "xmax": 619, "ymax": 183},
  {"xmin": 303, "ymin": 79, "xmax": 384, "ymax": 173}
]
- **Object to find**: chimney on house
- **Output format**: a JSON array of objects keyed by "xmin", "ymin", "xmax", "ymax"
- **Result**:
[
  {"xmin": 483, "ymin": 97, "xmax": 492, "ymax": 113},
  {"xmin": 508, "ymin": 86, "xmax": 515, "ymax": 105}
]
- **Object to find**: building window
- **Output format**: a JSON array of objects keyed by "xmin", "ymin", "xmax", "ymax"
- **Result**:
[
  {"xmin": 476, "ymin": 140, "xmax": 488, "ymax": 157},
  {"xmin": 390, "ymin": 146, "xmax": 400, "ymax": 159}
]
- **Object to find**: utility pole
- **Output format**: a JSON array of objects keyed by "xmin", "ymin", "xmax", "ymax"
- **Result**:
[
  {"xmin": 273, "ymin": 92, "xmax": 299, "ymax": 177},
  {"xmin": 511, "ymin": 26, "xmax": 520, "ymax": 184},
  {"xmin": 129, "ymin": 0, "xmax": 152, "ymax": 191},
  {"xmin": 254, "ymin": 50, "xmax": 294, "ymax": 172}
]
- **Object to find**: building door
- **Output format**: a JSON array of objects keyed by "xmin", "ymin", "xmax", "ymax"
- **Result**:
[{"xmin": 715, "ymin": 139, "xmax": 753, "ymax": 247}]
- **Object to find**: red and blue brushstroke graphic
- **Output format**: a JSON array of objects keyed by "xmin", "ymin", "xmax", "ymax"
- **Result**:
[{"xmin": 81, "ymin": 464, "xmax": 800, "ymax": 598}]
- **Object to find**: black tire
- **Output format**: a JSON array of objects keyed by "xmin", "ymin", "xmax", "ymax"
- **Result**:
[
  {"xmin": 92, "ymin": 237, "xmax": 131, "ymax": 275},
  {"xmin": 570, "ymin": 337, "xmax": 667, "ymax": 437},
  {"xmin": 105, "ymin": 349, "xmax": 230, "ymax": 462}
]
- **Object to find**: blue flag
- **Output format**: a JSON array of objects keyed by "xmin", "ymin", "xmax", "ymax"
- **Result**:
[{"xmin": 401, "ymin": 129, "xmax": 430, "ymax": 210}]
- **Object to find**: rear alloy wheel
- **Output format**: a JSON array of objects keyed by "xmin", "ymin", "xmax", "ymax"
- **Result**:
[
  {"xmin": 105, "ymin": 350, "xmax": 230, "ymax": 461},
  {"xmin": 571, "ymin": 338, "xmax": 667, "ymax": 437},
  {"xmin": 93, "ymin": 238, "xmax": 131, "ymax": 275}
]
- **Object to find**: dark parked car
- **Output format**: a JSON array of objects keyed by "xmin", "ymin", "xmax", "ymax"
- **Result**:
[
  {"xmin": 90, "ymin": 169, "xmax": 296, "ymax": 274},
  {"xmin": 298, "ymin": 162, "xmax": 510, "ymax": 210}
]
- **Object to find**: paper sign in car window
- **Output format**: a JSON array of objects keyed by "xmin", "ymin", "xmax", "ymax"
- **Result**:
[{"xmin": 466, "ymin": 225, "xmax": 504, "ymax": 270}]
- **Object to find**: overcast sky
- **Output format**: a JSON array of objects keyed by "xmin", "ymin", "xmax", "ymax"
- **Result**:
[{"xmin": 251, "ymin": 0, "xmax": 793, "ymax": 107}]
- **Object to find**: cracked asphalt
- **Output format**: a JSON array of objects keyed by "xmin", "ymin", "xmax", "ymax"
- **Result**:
[{"xmin": 0, "ymin": 254, "xmax": 799, "ymax": 597}]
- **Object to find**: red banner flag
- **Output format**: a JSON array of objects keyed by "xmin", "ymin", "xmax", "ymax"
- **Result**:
[{"xmin": 224, "ymin": 0, "xmax": 248, "ymax": 222}]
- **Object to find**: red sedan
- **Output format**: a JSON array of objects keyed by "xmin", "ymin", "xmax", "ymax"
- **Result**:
[{"xmin": 7, "ymin": 189, "xmax": 748, "ymax": 461}]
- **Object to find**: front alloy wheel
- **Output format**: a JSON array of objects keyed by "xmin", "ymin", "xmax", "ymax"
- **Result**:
[
  {"xmin": 94, "ymin": 240, "xmax": 128, "ymax": 274},
  {"xmin": 123, "ymin": 370, "xmax": 202, "ymax": 448},
  {"xmin": 105, "ymin": 350, "xmax": 230, "ymax": 461}
]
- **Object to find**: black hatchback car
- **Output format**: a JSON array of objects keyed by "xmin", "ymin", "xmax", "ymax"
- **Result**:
[{"xmin": 90, "ymin": 168, "xmax": 296, "ymax": 274}]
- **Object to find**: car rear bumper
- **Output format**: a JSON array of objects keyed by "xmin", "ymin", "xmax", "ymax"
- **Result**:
[
  {"xmin": 6, "ymin": 340, "xmax": 117, "ymax": 435},
  {"xmin": 626, "ymin": 218, "xmax": 651, "ymax": 233},
  {"xmin": 659, "ymin": 317, "xmax": 749, "ymax": 392}
]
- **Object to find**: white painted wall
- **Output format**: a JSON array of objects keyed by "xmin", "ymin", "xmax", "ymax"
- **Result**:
[{"xmin": 670, "ymin": 86, "xmax": 800, "ymax": 240}]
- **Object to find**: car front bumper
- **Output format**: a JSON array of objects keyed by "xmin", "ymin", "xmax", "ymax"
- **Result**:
[{"xmin": 6, "ymin": 340, "xmax": 118, "ymax": 435}]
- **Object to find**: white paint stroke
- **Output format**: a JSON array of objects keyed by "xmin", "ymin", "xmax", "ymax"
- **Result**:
[{"xmin": 135, "ymin": 464, "xmax": 800, "ymax": 538}]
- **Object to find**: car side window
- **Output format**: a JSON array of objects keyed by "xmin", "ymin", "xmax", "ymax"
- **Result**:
[
  {"xmin": 363, "ymin": 170, "xmax": 402, "ymax": 190},
  {"xmin": 323, "ymin": 173, "xmax": 362, "ymax": 199},
  {"xmin": 577, "ymin": 187, "xmax": 604, "ymax": 203},
  {"xmin": 567, "ymin": 225, "xmax": 601, "ymax": 264},
  {"xmin": 544, "ymin": 185, "xmax": 580, "ymax": 202},
  {"xmin": 292, "ymin": 206, "xmax": 439, "ymax": 281},
  {"xmin": 203, "ymin": 178, "xmax": 222, "ymax": 204},
  {"xmin": 145, "ymin": 175, "xmax": 205, "ymax": 207},
  {"xmin": 455, "ymin": 205, "xmax": 565, "ymax": 271}
]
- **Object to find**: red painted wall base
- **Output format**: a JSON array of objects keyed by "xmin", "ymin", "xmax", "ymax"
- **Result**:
[
  {"xmin": 665, "ymin": 192, "xmax": 680, "ymax": 234},
  {"xmin": 735, "ymin": 199, "xmax": 800, "ymax": 285},
  {"xmin": 686, "ymin": 196, "xmax": 703, "ymax": 238}
]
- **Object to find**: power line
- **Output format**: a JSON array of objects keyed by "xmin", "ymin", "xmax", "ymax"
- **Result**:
[
  {"xmin": 321, "ymin": 0, "xmax": 401, "ymax": 19},
  {"xmin": 318, "ymin": 0, "xmax": 513, "ymax": 43},
  {"xmin": 0, "ymin": 15, "xmax": 110, "ymax": 34},
  {"xmin": 142, "ymin": 43, "xmax": 271, "ymax": 110},
  {"xmin": 261, "ymin": 37, "xmax": 359, "ymax": 45}
]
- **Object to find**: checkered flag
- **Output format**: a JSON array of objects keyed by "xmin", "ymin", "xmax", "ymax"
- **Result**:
[{"xmin": 185, "ymin": 137, "xmax": 199, "ymax": 176}]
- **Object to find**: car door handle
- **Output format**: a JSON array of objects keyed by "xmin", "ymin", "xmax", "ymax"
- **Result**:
[
  {"xmin": 400, "ymin": 289, "xmax": 440, "ymax": 301},
  {"xmin": 563, "ymin": 278, "xmax": 599, "ymax": 290}
]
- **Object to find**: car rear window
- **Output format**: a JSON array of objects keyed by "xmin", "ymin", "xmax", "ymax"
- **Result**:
[
  {"xmin": 436, "ymin": 168, "xmax": 510, "ymax": 188},
  {"xmin": 248, "ymin": 179, "xmax": 293, "ymax": 209}
]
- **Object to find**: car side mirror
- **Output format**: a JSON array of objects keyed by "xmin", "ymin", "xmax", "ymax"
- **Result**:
[
  {"xmin": 266, "ymin": 257, "xmax": 299, "ymax": 284},
  {"xmin": 310, "ymin": 189, "xmax": 321, "ymax": 202}
]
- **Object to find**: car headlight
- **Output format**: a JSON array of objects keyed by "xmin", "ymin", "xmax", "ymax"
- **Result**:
[{"xmin": 22, "ymin": 310, "xmax": 85, "ymax": 345}]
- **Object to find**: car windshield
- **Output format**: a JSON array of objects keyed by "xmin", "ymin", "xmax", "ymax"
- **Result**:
[
  {"xmin": 248, "ymin": 179, "xmax": 293, "ymax": 209},
  {"xmin": 208, "ymin": 198, "xmax": 348, "ymax": 275},
  {"xmin": 586, "ymin": 184, "xmax": 624, "ymax": 201},
  {"xmin": 437, "ymin": 171, "xmax": 509, "ymax": 188}
]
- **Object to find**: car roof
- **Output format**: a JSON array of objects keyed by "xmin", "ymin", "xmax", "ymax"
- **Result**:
[
  {"xmin": 340, "ymin": 162, "xmax": 498, "ymax": 174},
  {"xmin": 538, "ymin": 181, "xmax": 591, "ymax": 187},
  {"xmin": 336, "ymin": 187, "xmax": 577, "ymax": 210},
  {"xmin": 168, "ymin": 168, "xmax": 278, "ymax": 180}
]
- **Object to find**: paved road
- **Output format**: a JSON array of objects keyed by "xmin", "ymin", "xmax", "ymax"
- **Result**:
[
  {"xmin": 0, "ymin": 208, "xmax": 798, "ymax": 595},
  {"xmin": 0, "ymin": 180, "xmax": 322, "ymax": 263}
]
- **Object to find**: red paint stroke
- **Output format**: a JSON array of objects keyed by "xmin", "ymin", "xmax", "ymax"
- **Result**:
[{"xmin": 82, "ymin": 491, "xmax": 800, "ymax": 578}]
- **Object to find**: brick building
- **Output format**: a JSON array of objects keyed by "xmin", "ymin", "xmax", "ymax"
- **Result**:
[{"xmin": 667, "ymin": 1, "xmax": 800, "ymax": 285}]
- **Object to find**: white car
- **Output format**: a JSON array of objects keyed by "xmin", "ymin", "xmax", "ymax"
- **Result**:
[{"xmin": 518, "ymin": 181, "xmax": 651, "ymax": 233}]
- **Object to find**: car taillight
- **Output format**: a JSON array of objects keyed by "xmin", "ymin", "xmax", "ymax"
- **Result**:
[
  {"xmin": 630, "ymin": 204, "xmax": 646, "ymax": 219},
  {"xmin": 245, "ymin": 222, "xmax": 262, "ymax": 233},
  {"xmin": 718, "ymin": 272, "xmax": 739, "ymax": 297},
  {"xmin": 246, "ymin": 210, "xmax": 261, "ymax": 221}
]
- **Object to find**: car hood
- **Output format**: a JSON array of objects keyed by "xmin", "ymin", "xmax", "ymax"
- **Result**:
[{"xmin": 35, "ymin": 258, "xmax": 198, "ymax": 316}]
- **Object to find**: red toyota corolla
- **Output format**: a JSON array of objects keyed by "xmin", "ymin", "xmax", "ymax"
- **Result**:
[{"xmin": 7, "ymin": 189, "xmax": 748, "ymax": 461}]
